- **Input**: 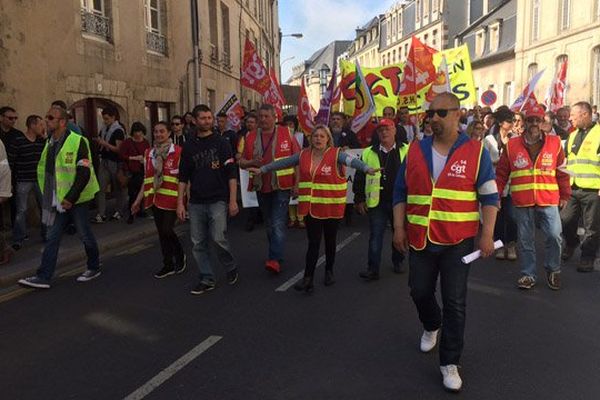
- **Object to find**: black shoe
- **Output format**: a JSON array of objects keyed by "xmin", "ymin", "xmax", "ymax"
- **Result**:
[
  {"xmin": 227, "ymin": 268, "xmax": 239, "ymax": 285},
  {"xmin": 175, "ymin": 255, "xmax": 187, "ymax": 274},
  {"xmin": 393, "ymin": 263, "xmax": 405, "ymax": 274},
  {"xmin": 154, "ymin": 265, "xmax": 175, "ymax": 279},
  {"xmin": 11, "ymin": 243, "xmax": 22, "ymax": 251},
  {"xmin": 190, "ymin": 281, "xmax": 216, "ymax": 295},
  {"xmin": 562, "ymin": 246, "xmax": 576, "ymax": 261},
  {"xmin": 324, "ymin": 270, "xmax": 335, "ymax": 286},
  {"xmin": 359, "ymin": 270, "xmax": 380, "ymax": 281},
  {"xmin": 294, "ymin": 277, "xmax": 314, "ymax": 293}
]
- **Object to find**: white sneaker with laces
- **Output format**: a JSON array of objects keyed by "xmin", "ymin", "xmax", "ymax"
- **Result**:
[
  {"xmin": 440, "ymin": 364, "xmax": 462, "ymax": 392},
  {"xmin": 420, "ymin": 329, "xmax": 439, "ymax": 352}
]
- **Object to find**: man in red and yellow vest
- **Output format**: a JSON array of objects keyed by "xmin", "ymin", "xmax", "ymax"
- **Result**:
[
  {"xmin": 496, "ymin": 103, "xmax": 571, "ymax": 291},
  {"xmin": 560, "ymin": 102, "xmax": 600, "ymax": 272},
  {"xmin": 240, "ymin": 104, "xmax": 300, "ymax": 273},
  {"xmin": 392, "ymin": 93, "xmax": 498, "ymax": 392}
]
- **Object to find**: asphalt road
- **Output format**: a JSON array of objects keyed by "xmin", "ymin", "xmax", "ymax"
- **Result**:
[{"xmin": 1, "ymin": 212, "xmax": 599, "ymax": 399}]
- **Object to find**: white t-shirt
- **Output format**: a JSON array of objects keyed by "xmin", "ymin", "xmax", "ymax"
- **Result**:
[{"xmin": 432, "ymin": 147, "xmax": 447, "ymax": 182}]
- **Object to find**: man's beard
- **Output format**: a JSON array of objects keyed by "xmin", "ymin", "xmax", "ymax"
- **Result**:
[{"xmin": 431, "ymin": 123, "xmax": 443, "ymax": 137}]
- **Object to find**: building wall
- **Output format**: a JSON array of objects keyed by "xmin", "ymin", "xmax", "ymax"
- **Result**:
[
  {"xmin": 472, "ymin": 58, "xmax": 516, "ymax": 106},
  {"xmin": 0, "ymin": 0, "xmax": 279, "ymax": 134},
  {"xmin": 515, "ymin": 0, "xmax": 600, "ymax": 105}
]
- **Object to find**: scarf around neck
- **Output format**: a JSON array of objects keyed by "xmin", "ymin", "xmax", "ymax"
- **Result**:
[{"xmin": 152, "ymin": 139, "xmax": 173, "ymax": 192}]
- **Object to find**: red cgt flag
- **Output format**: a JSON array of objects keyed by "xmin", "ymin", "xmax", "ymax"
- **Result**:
[
  {"xmin": 241, "ymin": 39, "xmax": 272, "ymax": 94},
  {"xmin": 263, "ymin": 68, "xmax": 286, "ymax": 119},
  {"xmin": 398, "ymin": 36, "xmax": 438, "ymax": 99},
  {"xmin": 545, "ymin": 60, "xmax": 568, "ymax": 113},
  {"xmin": 297, "ymin": 79, "xmax": 315, "ymax": 135}
]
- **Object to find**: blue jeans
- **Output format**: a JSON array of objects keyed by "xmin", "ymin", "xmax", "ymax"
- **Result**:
[
  {"xmin": 189, "ymin": 202, "xmax": 236, "ymax": 284},
  {"xmin": 513, "ymin": 206, "xmax": 562, "ymax": 280},
  {"xmin": 37, "ymin": 202, "xmax": 100, "ymax": 281},
  {"xmin": 257, "ymin": 190, "xmax": 290, "ymax": 261},
  {"xmin": 409, "ymin": 238, "xmax": 474, "ymax": 366},
  {"xmin": 367, "ymin": 202, "xmax": 404, "ymax": 273},
  {"xmin": 13, "ymin": 181, "xmax": 44, "ymax": 244}
]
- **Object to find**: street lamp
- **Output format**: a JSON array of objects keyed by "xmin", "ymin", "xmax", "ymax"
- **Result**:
[{"xmin": 282, "ymin": 33, "xmax": 303, "ymax": 39}]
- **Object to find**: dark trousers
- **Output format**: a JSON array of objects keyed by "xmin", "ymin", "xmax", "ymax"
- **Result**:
[
  {"xmin": 409, "ymin": 238, "xmax": 474, "ymax": 366},
  {"xmin": 304, "ymin": 216, "xmax": 339, "ymax": 277},
  {"xmin": 152, "ymin": 206, "xmax": 184, "ymax": 267},
  {"xmin": 128, "ymin": 172, "xmax": 144, "ymax": 215},
  {"xmin": 494, "ymin": 196, "xmax": 517, "ymax": 243},
  {"xmin": 561, "ymin": 188, "xmax": 600, "ymax": 261},
  {"xmin": 367, "ymin": 202, "xmax": 404, "ymax": 273}
]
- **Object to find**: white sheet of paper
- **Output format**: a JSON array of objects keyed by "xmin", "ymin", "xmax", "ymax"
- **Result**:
[{"xmin": 461, "ymin": 240, "xmax": 504, "ymax": 264}]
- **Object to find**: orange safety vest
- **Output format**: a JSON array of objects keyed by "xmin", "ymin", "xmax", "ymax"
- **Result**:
[
  {"xmin": 297, "ymin": 147, "xmax": 347, "ymax": 219},
  {"xmin": 245, "ymin": 126, "xmax": 295, "ymax": 191},
  {"xmin": 506, "ymin": 135, "xmax": 561, "ymax": 207},
  {"xmin": 143, "ymin": 144, "xmax": 181, "ymax": 211},
  {"xmin": 405, "ymin": 140, "xmax": 482, "ymax": 250}
]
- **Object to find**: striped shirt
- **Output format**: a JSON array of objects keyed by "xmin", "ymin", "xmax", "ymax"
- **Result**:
[{"xmin": 7, "ymin": 132, "xmax": 46, "ymax": 182}]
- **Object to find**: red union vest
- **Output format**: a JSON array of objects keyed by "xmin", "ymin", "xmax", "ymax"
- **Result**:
[
  {"xmin": 405, "ymin": 139, "xmax": 482, "ymax": 250},
  {"xmin": 297, "ymin": 147, "xmax": 347, "ymax": 219},
  {"xmin": 143, "ymin": 144, "xmax": 181, "ymax": 211},
  {"xmin": 506, "ymin": 135, "xmax": 561, "ymax": 207},
  {"xmin": 246, "ymin": 126, "xmax": 295, "ymax": 191}
]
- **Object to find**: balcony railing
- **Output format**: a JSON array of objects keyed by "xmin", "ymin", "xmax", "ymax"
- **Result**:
[
  {"xmin": 80, "ymin": 10, "xmax": 112, "ymax": 42},
  {"xmin": 210, "ymin": 44, "xmax": 219, "ymax": 64},
  {"xmin": 146, "ymin": 31, "xmax": 168, "ymax": 55},
  {"xmin": 222, "ymin": 51, "xmax": 232, "ymax": 70}
]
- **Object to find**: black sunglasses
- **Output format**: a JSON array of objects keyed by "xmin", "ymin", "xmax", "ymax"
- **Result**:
[{"xmin": 425, "ymin": 108, "xmax": 459, "ymax": 119}]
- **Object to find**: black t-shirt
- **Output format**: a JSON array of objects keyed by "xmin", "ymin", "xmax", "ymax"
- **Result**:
[
  {"xmin": 179, "ymin": 132, "xmax": 237, "ymax": 204},
  {"xmin": 99, "ymin": 125, "xmax": 125, "ymax": 162},
  {"xmin": 7, "ymin": 132, "xmax": 46, "ymax": 182}
]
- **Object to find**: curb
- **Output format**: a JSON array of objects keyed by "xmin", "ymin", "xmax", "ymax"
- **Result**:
[{"xmin": 0, "ymin": 222, "xmax": 164, "ymax": 290}]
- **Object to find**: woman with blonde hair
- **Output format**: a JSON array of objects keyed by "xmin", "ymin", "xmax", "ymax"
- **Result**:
[{"xmin": 248, "ymin": 125, "xmax": 377, "ymax": 293}]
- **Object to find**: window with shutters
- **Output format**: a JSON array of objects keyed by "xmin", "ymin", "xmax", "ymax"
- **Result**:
[
  {"xmin": 489, "ymin": 21, "xmax": 501, "ymax": 53},
  {"xmin": 528, "ymin": 63, "xmax": 538, "ymax": 81},
  {"xmin": 80, "ymin": 0, "xmax": 112, "ymax": 43},
  {"xmin": 144, "ymin": 0, "xmax": 168, "ymax": 56},
  {"xmin": 208, "ymin": 0, "xmax": 219, "ymax": 64},
  {"xmin": 475, "ymin": 28, "xmax": 486, "ymax": 57},
  {"xmin": 531, "ymin": 0, "xmax": 541, "ymax": 42},
  {"xmin": 592, "ymin": 47, "xmax": 600, "ymax": 106},
  {"xmin": 221, "ymin": 2, "xmax": 231, "ymax": 70},
  {"xmin": 503, "ymin": 82, "xmax": 513, "ymax": 106},
  {"xmin": 560, "ymin": 0, "xmax": 570, "ymax": 31}
]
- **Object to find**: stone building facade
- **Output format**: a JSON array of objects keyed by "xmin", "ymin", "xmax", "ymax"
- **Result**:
[{"xmin": 0, "ymin": 0, "xmax": 279, "ymax": 136}]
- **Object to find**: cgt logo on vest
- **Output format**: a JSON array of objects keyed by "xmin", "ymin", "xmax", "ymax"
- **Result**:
[
  {"xmin": 448, "ymin": 160, "xmax": 467, "ymax": 179},
  {"xmin": 280, "ymin": 140, "xmax": 290, "ymax": 151},
  {"xmin": 541, "ymin": 152, "xmax": 554, "ymax": 168},
  {"xmin": 320, "ymin": 165, "xmax": 332, "ymax": 176}
]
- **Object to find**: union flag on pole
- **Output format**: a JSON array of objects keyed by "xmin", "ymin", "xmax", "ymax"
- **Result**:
[
  {"xmin": 297, "ymin": 79, "xmax": 315, "ymax": 135},
  {"xmin": 510, "ymin": 69, "xmax": 545, "ymax": 112},
  {"xmin": 241, "ymin": 39, "xmax": 272, "ymax": 94},
  {"xmin": 315, "ymin": 63, "xmax": 338, "ymax": 125},
  {"xmin": 263, "ymin": 68, "xmax": 286, "ymax": 119},
  {"xmin": 398, "ymin": 36, "xmax": 437, "ymax": 103},
  {"xmin": 545, "ymin": 60, "xmax": 568, "ymax": 112},
  {"xmin": 351, "ymin": 61, "xmax": 376, "ymax": 133}
]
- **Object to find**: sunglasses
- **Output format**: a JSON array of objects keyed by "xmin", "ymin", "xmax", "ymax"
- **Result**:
[
  {"xmin": 425, "ymin": 108, "xmax": 459, "ymax": 119},
  {"xmin": 3, "ymin": 116, "xmax": 18, "ymax": 121}
]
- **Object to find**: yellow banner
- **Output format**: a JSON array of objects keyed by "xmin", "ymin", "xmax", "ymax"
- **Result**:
[
  {"xmin": 339, "ymin": 60, "xmax": 405, "ymax": 117},
  {"xmin": 341, "ymin": 44, "xmax": 476, "ymax": 115}
]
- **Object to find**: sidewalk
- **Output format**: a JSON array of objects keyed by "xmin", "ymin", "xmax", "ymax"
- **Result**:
[{"xmin": 0, "ymin": 217, "xmax": 161, "ymax": 290}]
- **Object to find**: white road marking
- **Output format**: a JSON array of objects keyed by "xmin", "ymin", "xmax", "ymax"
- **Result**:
[
  {"xmin": 84, "ymin": 312, "xmax": 160, "ymax": 343},
  {"xmin": 275, "ymin": 232, "xmax": 361, "ymax": 292},
  {"xmin": 123, "ymin": 335, "xmax": 223, "ymax": 400}
]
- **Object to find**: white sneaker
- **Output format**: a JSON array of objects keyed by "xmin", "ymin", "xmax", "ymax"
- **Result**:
[
  {"xmin": 440, "ymin": 364, "xmax": 462, "ymax": 392},
  {"xmin": 420, "ymin": 329, "xmax": 439, "ymax": 352}
]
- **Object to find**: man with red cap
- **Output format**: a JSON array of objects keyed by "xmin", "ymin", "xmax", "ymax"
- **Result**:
[
  {"xmin": 353, "ymin": 118, "xmax": 408, "ymax": 279},
  {"xmin": 496, "ymin": 103, "xmax": 571, "ymax": 290}
]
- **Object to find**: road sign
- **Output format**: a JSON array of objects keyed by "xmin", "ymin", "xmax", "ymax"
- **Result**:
[{"xmin": 481, "ymin": 90, "xmax": 497, "ymax": 106}]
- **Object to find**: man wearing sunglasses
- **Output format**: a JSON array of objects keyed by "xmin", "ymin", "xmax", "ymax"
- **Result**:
[
  {"xmin": 0, "ymin": 106, "xmax": 21, "ymax": 149},
  {"xmin": 392, "ymin": 92, "xmax": 498, "ymax": 392},
  {"xmin": 18, "ymin": 107, "xmax": 101, "ymax": 289},
  {"xmin": 171, "ymin": 115, "xmax": 186, "ymax": 147},
  {"xmin": 496, "ymin": 104, "xmax": 571, "ymax": 291}
]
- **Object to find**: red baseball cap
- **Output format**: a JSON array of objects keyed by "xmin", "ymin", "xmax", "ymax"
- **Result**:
[
  {"xmin": 525, "ymin": 104, "xmax": 545, "ymax": 120},
  {"xmin": 376, "ymin": 118, "xmax": 395, "ymax": 129}
]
